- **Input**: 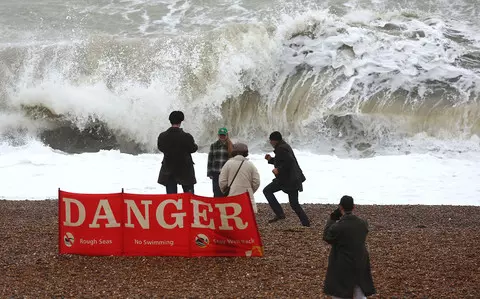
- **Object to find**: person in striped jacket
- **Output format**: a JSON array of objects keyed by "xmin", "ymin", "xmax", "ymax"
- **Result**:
[{"xmin": 207, "ymin": 127, "xmax": 233, "ymax": 197}]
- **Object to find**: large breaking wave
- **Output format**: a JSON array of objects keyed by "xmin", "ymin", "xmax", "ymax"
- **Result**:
[{"xmin": 1, "ymin": 8, "xmax": 479, "ymax": 156}]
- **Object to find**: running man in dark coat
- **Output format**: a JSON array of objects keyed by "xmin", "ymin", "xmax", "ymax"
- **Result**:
[
  {"xmin": 323, "ymin": 195, "xmax": 376, "ymax": 299},
  {"xmin": 263, "ymin": 131, "xmax": 310, "ymax": 227},
  {"xmin": 157, "ymin": 111, "xmax": 198, "ymax": 194}
]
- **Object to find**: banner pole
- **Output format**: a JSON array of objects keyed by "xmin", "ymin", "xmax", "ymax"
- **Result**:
[
  {"xmin": 187, "ymin": 193, "xmax": 192, "ymax": 257},
  {"xmin": 58, "ymin": 188, "xmax": 61, "ymax": 255},
  {"xmin": 246, "ymin": 192, "xmax": 264, "ymax": 257},
  {"xmin": 121, "ymin": 188, "xmax": 125, "ymax": 256}
]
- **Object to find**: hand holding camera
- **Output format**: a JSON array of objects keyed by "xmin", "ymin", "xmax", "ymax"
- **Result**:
[{"xmin": 330, "ymin": 208, "xmax": 342, "ymax": 221}]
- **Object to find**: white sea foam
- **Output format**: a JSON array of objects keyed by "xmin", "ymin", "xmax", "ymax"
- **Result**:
[{"xmin": 0, "ymin": 141, "xmax": 479, "ymax": 205}]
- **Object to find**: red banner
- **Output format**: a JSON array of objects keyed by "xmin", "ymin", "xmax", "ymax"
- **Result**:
[{"xmin": 58, "ymin": 190, "xmax": 263, "ymax": 257}]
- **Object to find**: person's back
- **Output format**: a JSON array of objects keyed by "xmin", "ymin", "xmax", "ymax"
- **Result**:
[
  {"xmin": 219, "ymin": 143, "xmax": 260, "ymax": 213},
  {"xmin": 157, "ymin": 111, "xmax": 198, "ymax": 194},
  {"xmin": 158, "ymin": 127, "xmax": 197, "ymax": 169},
  {"xmin": 323, "ymin": 196, "xmax": 375, "ymax": 299},
  {"xmin": 272, "ymin": 140, "xmax": 305, "ymax": 191},
  {"xmin": 324, "ymin": 214, "xmax": 370, "ymax": 276},
  {"xmin": 222, "ymin": 156, "xmax": 259, "ymax": 195}
]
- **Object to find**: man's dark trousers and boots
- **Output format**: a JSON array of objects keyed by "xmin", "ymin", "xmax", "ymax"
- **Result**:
[
  {"xmin": 263, "ymin": 131, "xmax": 311, "ymax": 227},
  {"xmin": 263, "ymin": 180, "xmax": 310, "ymax": 227}
]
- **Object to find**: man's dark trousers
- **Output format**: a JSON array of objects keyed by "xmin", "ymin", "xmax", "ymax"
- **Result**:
[
  {"xmin": 211, "ymin": 173, "xmax": 223, "ymax": 197},
  {"xmin": 165, "ymin": 176, "xmax": 194, "ymax": 194},
  {"xmin": 263, "ymin": 180, "xmax": 310, "ymax": 226}
]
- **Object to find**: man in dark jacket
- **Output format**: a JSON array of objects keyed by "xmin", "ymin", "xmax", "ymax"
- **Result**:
[
  {"xmin": 157, "ymin": 111, "xmax": 198, "ymax": 194},
  {"xmin": 323, "ymin": 195, "xmax": 376, "ymax": 299},
  {"xmin": 263, "ymin": 131, "xmax": 310, "ymax": 227}
]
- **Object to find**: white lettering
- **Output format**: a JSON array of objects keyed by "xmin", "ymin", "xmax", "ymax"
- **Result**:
[
  {"xmin": 89, "ymin": 199, "xmax": 121, "ymax": 228},
  {"xmin": 63, "ymin": 197, "xmax": 86, "ymax": 227},
  {"xmin": 156, "ymin": 199, "xmax": 186, "ymax": 229},
  {"xmin": 216, "ymin": 203, "xmax": 248, "ymax": 230},
  {"xmin": 79, "ymin": 239, "xmax": 112, "ymax": 245},
  {"xmin": 61, "ymin": 197, "xmax": 252, "ymax": 231},
  {"xmin": 191, "ymin": 200, "xmax": 215, "ymax": 229},
  {"xmin": 80, "ymin": 238, "xmax": 97, "ymax": 245},
  {"xmin": 142, "ymin": 240, "xmax": 174, "ymax": 246},
  {"xmin": 124, "ymin": 199, "xmax": 152, "ymax": 229}
]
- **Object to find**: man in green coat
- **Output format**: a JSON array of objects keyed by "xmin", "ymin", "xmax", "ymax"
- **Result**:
[{"xmin": 323, "ymin": 195, "xmax": 376, "ymax": 299}]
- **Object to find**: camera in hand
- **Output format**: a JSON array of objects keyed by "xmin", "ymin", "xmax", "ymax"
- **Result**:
[{"xmin": 330, "ymin": 208, "xmax": 342, "ymax": 221}]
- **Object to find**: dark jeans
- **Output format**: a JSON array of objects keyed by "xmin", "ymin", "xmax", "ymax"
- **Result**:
[
  {"xmin": 263, "ymin": 180, "xmax": 310, "ymax": 227},
  {"xmin": 165, "ymin": 176, "xmax": 194, "ymax": 194},
  {"xmin": 211, "ymin": 173, "xmax": 223, "ymax": 197}
]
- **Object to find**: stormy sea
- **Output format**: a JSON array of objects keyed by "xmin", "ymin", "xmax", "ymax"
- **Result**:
[{"xmin": 1, "ymin": 0, "xmax": 479, "ymax": 205}]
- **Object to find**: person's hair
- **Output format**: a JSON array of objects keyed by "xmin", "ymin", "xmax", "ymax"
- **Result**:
[
  {"xmin": 339, "ymin": 195, "xmax": 354, "ymax": 211},
  {"xmin": 232, "ymin": 142, "xmax": 248, "ymax": 157},
  {"xmin": 169, "ymin": 111, "xmax": 184, "ymax": 125},
  {"xmin": 226, "ymin": 136, "xmax": 234, "ymax": 158},
  {"xmin": 269, "ymin": 131, "xmax": 282, "ymax": 141},
  {"xmin": 232, "ymin": 150, "xmax": 248, "ymax": 157}
]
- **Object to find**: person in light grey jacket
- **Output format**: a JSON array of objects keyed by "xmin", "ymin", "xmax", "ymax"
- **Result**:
[{"xmin": 219, "ymin": 143, "xmax": 260, "ymax": 213}]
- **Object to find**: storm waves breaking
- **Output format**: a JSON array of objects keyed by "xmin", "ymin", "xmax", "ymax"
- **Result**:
[{"xmin": 0, "ymin": 0, "xmax": 479, "ymax": 157}]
